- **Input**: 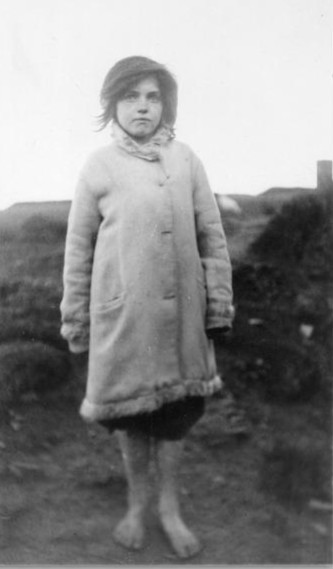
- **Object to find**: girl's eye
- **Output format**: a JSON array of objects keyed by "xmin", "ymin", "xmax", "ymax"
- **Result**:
[
  {"xmin": 123, "ymin": 92, "xmax": 138, "ymax": 102},
  {"xmin": 121, "ymin": 91, "xmax": 161, "ymax": 103},
  {"xmin": 149, "ymin": 93, "xmax": 161, "ymax": 103}
]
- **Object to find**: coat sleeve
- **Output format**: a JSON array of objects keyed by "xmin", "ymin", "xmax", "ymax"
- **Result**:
[
  {"xmin": 60, "ymin": 166, "xmax": 101, "ymax": 353},
  {"xmin": 192, "ymin": 153, "xmax": 234, "ymax": 330}
]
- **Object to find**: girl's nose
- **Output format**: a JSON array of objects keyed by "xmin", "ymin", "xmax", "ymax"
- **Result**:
[{"xmin": 137, "ymin": 96, "xmax": 149, "ymax": 112}]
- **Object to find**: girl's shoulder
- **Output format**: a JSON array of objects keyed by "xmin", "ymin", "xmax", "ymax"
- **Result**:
[
  {"xmin": 78, "ymin": 142, "xmax": 122, "ymax": 180},
  {"xmin": 169, "ymin": 138, "xmax": 192, "ymax": 155},
  {"xmin": 80, "ymin": 143, "xmax": 117, "ymax": 169},
  {"xmin": 167, "ymin": 139, "xmax": 203, "ymax": 169}
]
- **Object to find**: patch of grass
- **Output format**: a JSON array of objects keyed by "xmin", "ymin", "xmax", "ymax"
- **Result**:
[
  {"xmin": 251, "ymin": 193, "xmax": 332, "ymax": 277},
  {"xmin": 259, "ymin": 438, "xmax": 331, "ymax": 510},
  {"xmin": 0, "ymin": 341, "xmax": 71, "ymax": 408},
  {"xmin": 0, "ymin": 275, "xmax": 66, "ymax": 350},
  {"xmin": 230, "ymin": 191, "xmax": 333, "ymax": 402},
  {"xmin": 20, "ymin": 214, "xmax": 68, "ymax": 244},
  {"xmin": 0, "ymin": 201, "xmax": 70, "ymax": 243},
  {"xmin": 0, "ymin": 206, "xmax": 70, "ymax": 402}
]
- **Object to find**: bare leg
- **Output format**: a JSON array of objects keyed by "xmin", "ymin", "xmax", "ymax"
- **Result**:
[
  {"xmin": 113, "ymin": 430, "xmax": 150, "ymax": 550},
  {"xmin": 155, "ymin": 438, "xmax": 202, "ymax": 558}
]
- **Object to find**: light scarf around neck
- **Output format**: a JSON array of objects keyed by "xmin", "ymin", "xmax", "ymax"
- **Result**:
[{"xmin": 111, "ymin": 121, "xmax": 173, "ymax": 161}]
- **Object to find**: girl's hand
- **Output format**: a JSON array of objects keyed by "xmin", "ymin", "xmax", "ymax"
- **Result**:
[{"xmin": 206, "ymin": 327, "xmax": 231, "ymax": 341}]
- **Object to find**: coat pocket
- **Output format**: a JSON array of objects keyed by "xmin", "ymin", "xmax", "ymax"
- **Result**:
[
  {"xmin": 90, "ymin": 292, "xmax": 125, "ymax": 314},
  {"xmin": 89, "ymin": 293, "xmax": 126, "ymax": 368}
]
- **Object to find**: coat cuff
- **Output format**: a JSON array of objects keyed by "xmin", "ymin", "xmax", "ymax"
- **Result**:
[
  {"xmin": 68, "ymin": 340, "xmax": 89, "ymax": 354},
  {"xmin": 61, "ymin": 321, "xmax": 90, "ymax": 354},
  {"xmin": 206, "ymin": 304, "xmax": 235, "ymax": 330}
]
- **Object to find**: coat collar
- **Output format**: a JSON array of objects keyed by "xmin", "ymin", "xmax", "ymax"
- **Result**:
[{"xmin": 111, "ymin": 122, "xmax": 173, "ymax": 162}]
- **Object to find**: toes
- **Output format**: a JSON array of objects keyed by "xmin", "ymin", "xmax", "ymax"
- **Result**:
[
  {"xmin": 172, "ymin": 529, "xmax": 202, "ymax": 559},
  {"xmin": 113, "ymin": 516, "xmax": 145, "ymax": 550},
  {"xmin": 160, "ymin": 515, "xmax": 202, "ymax": 559}
]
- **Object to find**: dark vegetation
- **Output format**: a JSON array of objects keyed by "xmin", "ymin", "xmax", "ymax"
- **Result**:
[
  {"xmin": 220, "ymin": 189, "xmax": 332, "ymax": 528},
  {"xmin": 226, "ymin": 191, "xmax": 332, "ymax": 403},
  {"xmin": 0, "ymin": 189, "xmax": 331, "ymax": 563},
  {"xmin": 0, "ymin": 341, "xmax": 70, "ymax": 411}
]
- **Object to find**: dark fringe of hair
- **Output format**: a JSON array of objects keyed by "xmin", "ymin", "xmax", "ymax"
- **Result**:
[{"xmin": 96, "ymin": 61, "xmax": 178, "ymax": 131}]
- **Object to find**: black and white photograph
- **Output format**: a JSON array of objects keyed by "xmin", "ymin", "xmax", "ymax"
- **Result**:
[{"xmin": 0, "ymin": 0, "xmax": 332, "ymax": 564}]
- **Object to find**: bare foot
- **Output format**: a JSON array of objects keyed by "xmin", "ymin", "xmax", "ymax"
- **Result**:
[
  {"xmin": 160, "ymin": 513, "xmax": 202, "ymax": 559},
  {"xmin": 113, "ymin": 512, "xmax": 145, "ymax": 550}
]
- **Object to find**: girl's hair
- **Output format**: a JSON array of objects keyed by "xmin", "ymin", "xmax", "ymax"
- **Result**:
[{"xmin": 98, "ymin": 56, "xmax": 178, "ymax": 130}]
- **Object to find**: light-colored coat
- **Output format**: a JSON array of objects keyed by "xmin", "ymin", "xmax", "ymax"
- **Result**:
[{"xmin": 60, "ymin": 139, "xmax": 233, "ymax": 422}]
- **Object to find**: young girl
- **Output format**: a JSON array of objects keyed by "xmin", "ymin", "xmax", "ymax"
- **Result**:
[{"xmin": 60, "ymin": 55, "xmax": 234, "ymax": 559}]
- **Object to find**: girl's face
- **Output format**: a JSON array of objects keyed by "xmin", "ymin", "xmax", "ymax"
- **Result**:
[{"xmin": 116, "ymin": 76, "xmax": 163, "ymax": 143}]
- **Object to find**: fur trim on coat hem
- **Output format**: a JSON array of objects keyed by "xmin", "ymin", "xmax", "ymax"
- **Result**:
[{"xmin": 79, "ymin": 375, "xmax": 223, "ymax": 423}]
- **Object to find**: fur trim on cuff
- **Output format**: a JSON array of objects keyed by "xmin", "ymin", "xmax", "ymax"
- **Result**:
[
  {"xmin": 206, "ymin": 304, "xmax": 235, "ymax": 331},
  {"xmin": 61, "ymin": 322, "xmax": 89, "ymax": 347}
]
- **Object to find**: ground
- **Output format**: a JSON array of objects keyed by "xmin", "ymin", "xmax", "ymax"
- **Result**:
[
  {"xmin": 0, "ymin": 196, "xmax": 331, "ymax": 564},
  {"xmin": 0, "ymin": 375, "xmax": 331, "ymax": 564}
]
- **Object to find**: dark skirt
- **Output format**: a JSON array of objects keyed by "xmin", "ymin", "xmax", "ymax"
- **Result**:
[{"xmin": 99, "ymin": 396, "xmax": 205, "ymax": 441}]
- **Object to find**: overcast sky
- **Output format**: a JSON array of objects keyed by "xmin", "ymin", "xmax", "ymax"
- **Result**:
[{"xmin": 0, "ymin": 0, "xmax": 332, "ymax": 209}]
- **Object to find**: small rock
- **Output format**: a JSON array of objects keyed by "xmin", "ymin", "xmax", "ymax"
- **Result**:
[
  {"xmin": 309, "ymin": 499, "xmax": 332, "ymax": 512},
  {"xmin": 248, "ymin": 318, "xmax": 263, "ymax": 326},
  {"xmin": 8, "ymin": 464, "xmax": 23, "ymax": 478},
  {"xmin": 311, "ymin": 522, "xmax": 329, "ymax": 536},
  {"xmin": 0, "ymin": 441, "xmax": 6, "ymax": 450},
  {"xmin": 213, "ymin": 475, "xmax": 226, "ymax": 486},
  {"xmin": 226, "ymin": 424, "xmax": 250, "ymax": 436},
  {"xmin": 13, "ymin": 461, "xmax": 42, "ymax": 472},
  {"xmin": 300, "ymin": 324, "xmax": 314, "ymax": 339},
  {"xmin": 9, "ymin": 411, "xmax": 23, "ymax": 421},
  {"xmin": 10, "ymin": 421, "xmax": 21, "ymax": 432}
]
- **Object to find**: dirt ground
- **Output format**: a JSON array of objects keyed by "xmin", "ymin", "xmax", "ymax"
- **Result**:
[{"xmin": 0, "ymin": 373, "xmax": 331, "ymax": 565}]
